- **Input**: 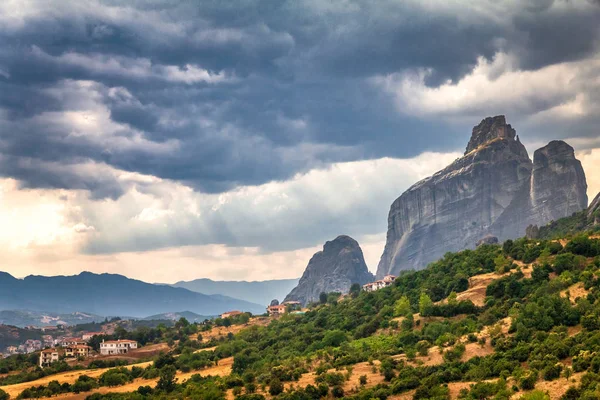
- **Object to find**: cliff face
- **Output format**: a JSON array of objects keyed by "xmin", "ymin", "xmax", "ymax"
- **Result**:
[
  {"xmin": 285, "ymin": 235, "xmax": 374, "ymax": 305},
  {"xmin": 530, "ymin": 141, "xmax": 588, "ymax": 222},
  {"xmin": 376, "ymin": 116, "xmax": 588, "ymax": 278}
]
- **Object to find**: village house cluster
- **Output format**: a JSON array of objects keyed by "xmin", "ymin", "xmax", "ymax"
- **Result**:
[
  {"xmin": 362, "ymin": 275, "xmax": 397, "ymax": 292},
  {"xmin": 37, "ymin": 331, "xmax": 138, "ymax": 367}
]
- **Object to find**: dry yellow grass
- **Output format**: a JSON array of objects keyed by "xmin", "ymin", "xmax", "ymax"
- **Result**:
[
  {"xmin": 561, "ymin": 282, "xmax": 589, "ymax": 304},
  {"xmin": 388, "ymin": 390, "xmax": 415, "ymax": 399},
  {"xmin": 195, "ymin": 317, "xmax": 270, "ymax": 342},
  {"xmin": 36, "ymin": 357, "xmax": 233, "ymax": 400},
  {"xmin": 0, "ymin": 360, "xmax": 154, "ymax": 398},
  {"xmin": 509, "ymin": 373, "xmax": 583, "ymax": 399},
  {"xmin": 0, "ymin": 348, "xmax": 228, "ymax": 399}
]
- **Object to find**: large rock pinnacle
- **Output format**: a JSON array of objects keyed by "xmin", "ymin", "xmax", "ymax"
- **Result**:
[
  {"xmin": 376, "ymin": 116, "xmax": 588, "ymax": 278},
  {"xmin": 284, "ymin": 235, "xmax": 374, "ymax": 305}
]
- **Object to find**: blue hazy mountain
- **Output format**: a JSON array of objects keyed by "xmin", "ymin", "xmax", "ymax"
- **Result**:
[
  {"xmin": 172, "ymin": 278, "xmax": 300, "ymax": 306},
  {"xmin": 0, "ymin": 271, "xmax": 264, "ymax": 317}
]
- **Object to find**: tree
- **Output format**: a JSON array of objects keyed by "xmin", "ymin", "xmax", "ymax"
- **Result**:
[
  {"xmin": 419, "ymin": 292, "xmax": 434, "ymax": 316},
  {"xmin": 0, "ymin": 388, "xmax": 9, "ymax": 400},
  {"xmin": 268, "ymin": 378, "xmax": 283, "ymax": 396},
  {"xmin": 394, "ymin": 296, "xmax": 411, "ymax": 316},
  {"xmin": 319, "ymin": 292, "xmax": 328, "ymax": 304},
  {"xmin": 156, "ymin": 365, "xmax": 177, "ymax": 392},
  {"xmin": 349, "ymin": 283, "xmax": 361, "ymax": 298},
  {"xmin": 494, "ymin": 254, "xmax": 512, "ymax": 273},
  {"xmin": 447, "ymin": 291, "xmax": 458, "ymax": 307}
]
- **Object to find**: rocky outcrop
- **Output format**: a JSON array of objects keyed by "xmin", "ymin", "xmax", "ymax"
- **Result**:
[
  {"xmin": 490, "ymin": 140, "xmax": 588, "ymax": 239},
  {"xmin": 376, "ymin": 116, "xmax": 588, "ymax": 277},
  {"xmin": 530, "ymin": 141, "xmax": 588, "ymax": 222},
  {"xmin": 285, "ymin": 235, "xmax": 374, "ymax": 305},
  {"xmin": 476, "ymin": 235, "xmax": 499, "ymax": 247}
]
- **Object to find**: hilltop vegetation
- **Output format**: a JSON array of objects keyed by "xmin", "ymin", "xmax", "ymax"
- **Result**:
[
  {"xmin": 3, "ymin": 216, "xmax": 600, "ymax": 399},
  {"xmin": 36, "ymin": 231, "xmax": 596, "ymax": 400}
]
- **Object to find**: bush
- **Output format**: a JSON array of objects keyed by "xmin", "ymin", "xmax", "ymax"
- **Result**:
[
  {"xmin": 331, "ymin": 386, "xmax": 344, "ymax": 398},
  {"xmin": 268, "ymin": 378, "xmax": 283, "ymax": 396},
  {"xmin": 0, "ymin": 389, "xmax": 8, "ymax": 400},
  {"xmin": 359, "ymin": 375, "xmax": 367, "ymax": 385},
  {"xmin": 520, "ymin": 370, "xmax": 538, "ymax": 390}
]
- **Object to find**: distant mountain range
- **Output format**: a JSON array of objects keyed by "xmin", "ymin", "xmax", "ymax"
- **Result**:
[
  {"xmin": 172, "ymin": 278, "xmax": 299, "ymax": 306},
  {"xmin": 0, "ymin": 310, "xmax": 105, "ymax": 328},
  {"xmin": 143, "ymin": 311, "xmax": 211, "ymax": 323},
  {"xmin": 0, "ymin": 272, "xmax": 265, "ymax": 318}
]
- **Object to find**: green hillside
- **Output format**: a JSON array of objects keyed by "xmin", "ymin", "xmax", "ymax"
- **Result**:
[{"xmin": 4, "ymin": 218, "xmax": 600, "ymax": 399}]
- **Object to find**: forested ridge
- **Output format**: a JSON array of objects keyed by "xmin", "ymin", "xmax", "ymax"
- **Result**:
[{"xmin": 3, "ymin": 224, "xmax": 600, "ymax": 399}]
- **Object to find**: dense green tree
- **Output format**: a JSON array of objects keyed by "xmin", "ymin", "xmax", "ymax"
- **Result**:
[{"xmin": 156, "ymin": 365, "xmax": 177, "ymax": 392}]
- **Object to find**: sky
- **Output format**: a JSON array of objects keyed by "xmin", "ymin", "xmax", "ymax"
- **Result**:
[{"xmin": 0, "ymin": 0, "xmax": 599, "ymax": 283}]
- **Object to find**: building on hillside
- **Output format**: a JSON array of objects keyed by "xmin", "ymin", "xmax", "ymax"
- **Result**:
[
  {"xmin": 65, "ymin": 344, "xmax": 91, "ymax": 358},
  {"xmin": 82, "ymin": 332, "xmax": 104, "ymax": 341},
  {"xmin": 6, "ymin": 346, "xmax": 18, "ymax": 354},
  {"xmin": 39, "ymin": 348, "xmax": 64, "ymax": 367},
  {"xmin": 41, "ymin": 326, "xmax": 58, "ymax": 332},
  {"xmin": 267, "ymin": 304, "xmax": 286, "ymax": 316},
  {"xmin": 99, "ymin": 339, "xmax": 138, "ymax": 355},
  {"xmin": 61, "ymin": 338, "xmax": 87, "ymax": 347},
  {"xmin": 220, "ymin": 310, "xmax": 243, "ymax": 319},
  {"xmin": 267, "ymin": 301, "xmax": 303, "ymax": 317},
  {"xmin": 362, "ymin": 275, "xmax": 397, "ymax": 292}
]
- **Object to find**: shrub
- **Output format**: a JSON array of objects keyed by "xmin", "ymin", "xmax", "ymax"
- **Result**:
[
  {"xmin": 359, "ymin": 375, "xmax": 367, "ymax": 385},
  {"xmin": 331, "ymin": 386, "xmax": 344, "ymax": 398},
  {"xmin": 268, "ymin": 378, "xmax": 283, "ymax": 396}
]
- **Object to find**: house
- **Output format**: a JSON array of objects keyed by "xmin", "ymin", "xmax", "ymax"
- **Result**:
[
  {"xmin": 41, "ymin": 326, "xmax": 58, "ymax": 332},
  {"xmin": 267, "ymin": 304, "xmax": 286, "ymax": 316},
  {"xmin": 220, "ymin": 311, "xmax": 243, "ymax": 319},
  {"xmin": 267, "ymin": 301, "xmax": 303, "ymax": 317},
  {"xmin": 82, "ymin": 332, "xmax": 104, "ymax": 341},
  {"xmin": 39, "ymin": 348, "xmax": 64, "ymax": 367},
  {"xmin": 65, "ymin": 344, "xmax": 91, "ymax": 358},
  {"xmin": 362, "ymin": 275, "xmax": 397, "ymax": 292},
  {"xmin": 99, "ymin": 339, "xmax": 138, "ymax": 355},
  {"xmin": 6, "ymin": 346, "xmax": 18, "ymax": 354},
  {"xmin": 61, "ymin": 337, "xmax": 87, "ymax": 347}
]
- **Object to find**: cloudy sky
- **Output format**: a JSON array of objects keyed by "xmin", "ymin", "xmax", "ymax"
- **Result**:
[{"xmin": 1, "ymin": 0, "xmax": 599, "ymax": 283}]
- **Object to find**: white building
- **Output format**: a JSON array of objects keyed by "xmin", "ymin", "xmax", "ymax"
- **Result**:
[
  {"xmin": 363, "ymin": 275, "xmax": 397, "ymax": 292},
  {"xmin": 99, "ymin": 339, "xmax": 138, "ymax": 355},
  {"xmin": 39, "ymin": 348, "xmax": 64, "ymax": 367}
]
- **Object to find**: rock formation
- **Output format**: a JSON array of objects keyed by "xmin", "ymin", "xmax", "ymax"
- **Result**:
[
  {"xmin": 285, "ymin": 235, "xmax": 374, "ymax": 305},
  {"xmin": 476, "ymin": 235, "xmax": 499, "ymax": 247},
  {"xmin": 376, "ymin": 116, "xmax": 588, "ymax": 277}
]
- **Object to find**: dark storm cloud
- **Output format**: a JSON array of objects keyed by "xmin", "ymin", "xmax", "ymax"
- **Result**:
[{"xmin": 0, "ymin": 0, "xmax": 599, "ymax": 197}]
